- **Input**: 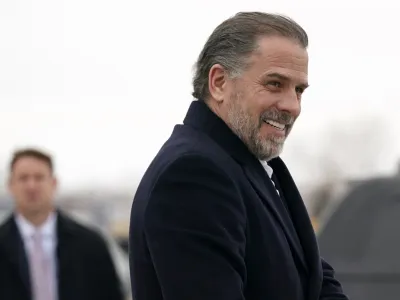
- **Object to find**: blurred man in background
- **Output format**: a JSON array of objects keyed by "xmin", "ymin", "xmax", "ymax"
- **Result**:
[
  {"xmin": 0, "ymin": 148, "xmax": 124, "ymax": 300},
  {"xmin": 129, "ymin": 12, "xmax": 348, "ymax": 300}
]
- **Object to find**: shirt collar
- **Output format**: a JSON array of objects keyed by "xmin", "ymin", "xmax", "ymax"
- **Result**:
[
  {"xmin": 16, "ymin": 211, "xmax": 57, "ymax": 239},
  {"xmin": 259, "ymin": 160, "xmax": 273, "ymax": 178}
]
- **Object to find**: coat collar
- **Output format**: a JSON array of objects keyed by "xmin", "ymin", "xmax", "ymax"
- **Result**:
[
  {"xmin": 183, "ymin": 100, "xmax": 259, "ymax": 166},
  {"xmin": 182, "ymin": 100, "xmax": 289, "ymax": 178}
]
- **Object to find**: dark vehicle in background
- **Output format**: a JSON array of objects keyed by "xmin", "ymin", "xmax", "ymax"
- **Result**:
[{"xmin": 317, "ymin": 173, "xmax": 400, "ymax": 300}]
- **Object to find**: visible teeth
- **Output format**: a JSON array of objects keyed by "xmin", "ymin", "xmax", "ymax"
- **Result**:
[{"xmin": 265, "ymin": 120, "xmax": 285, "ymax": 130}]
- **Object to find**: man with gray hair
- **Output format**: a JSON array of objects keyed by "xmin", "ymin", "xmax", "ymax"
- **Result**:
[{"xmin": 129, "ymin": 12, "xmax": 348, "ymax": 300}]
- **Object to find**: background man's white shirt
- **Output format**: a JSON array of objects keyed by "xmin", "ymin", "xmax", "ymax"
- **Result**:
[{"xmin": 16, "ymin": 212, "xmax": 58, "ymax": 300}]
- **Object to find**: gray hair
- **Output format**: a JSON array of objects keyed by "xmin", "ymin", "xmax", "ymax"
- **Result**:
[{"xmin": 192, "ymin": 12, "xmax": 309, "ymax": 101}]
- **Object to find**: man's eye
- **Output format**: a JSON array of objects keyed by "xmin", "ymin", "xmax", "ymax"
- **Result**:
[
  {"xmin": 267, "ymin": 81, "xmax": 281, "ymax": 88},
  {"xmin": 295, "ymin": 87, "xmax": 305, "ymax": 94}
]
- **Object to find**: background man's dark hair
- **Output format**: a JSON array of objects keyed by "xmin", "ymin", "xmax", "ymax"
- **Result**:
[
  {"xmin": 192, "ymin": 12, "xmax": 309, "ymax": 101},
  {"xmin": 10, "ymin": 148, "xmax": 54, "ymax": 173}
]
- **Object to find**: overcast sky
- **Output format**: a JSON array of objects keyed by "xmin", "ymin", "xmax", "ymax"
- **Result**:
[{"xmin": 1, "ymin": 0, "xmax": 399, "ymax": 192}]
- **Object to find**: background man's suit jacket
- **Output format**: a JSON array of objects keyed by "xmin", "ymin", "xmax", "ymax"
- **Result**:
[
  {"xmin": 129, "ymin": 100, "xmax": 348, "ymax": 300},
  {"xmin": 0, "ymin": 211, "xmax": 124, "ymax": 300}
]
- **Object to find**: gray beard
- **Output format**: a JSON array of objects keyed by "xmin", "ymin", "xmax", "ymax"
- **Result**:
[{"xmin": 226, "ymin": 95, "xmax": 286, "ymax": 161}]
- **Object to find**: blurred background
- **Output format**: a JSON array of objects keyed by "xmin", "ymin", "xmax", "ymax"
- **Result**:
[{"xmin": 1, "ymin": 0, "xmax": 400, "ymax": 299}]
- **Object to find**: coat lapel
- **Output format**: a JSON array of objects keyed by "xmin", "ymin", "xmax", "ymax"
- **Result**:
[
  {"xmin": 0, "ymin": 215, "xmax": 31, "ymax": 295},
  {"xmin": 243, "ymin": 160, "xmax": 308, "ymax": 273},
  {"xmin": 270, "ymin": 158, "xmax": 323, "ymax": 300},
  {"xmin": 56, "ymin": 212, "xmax": 77, "ymax": 300}
]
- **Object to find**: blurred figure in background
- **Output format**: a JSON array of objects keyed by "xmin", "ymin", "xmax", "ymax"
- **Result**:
[
  {"xmin": 0, "ymin": 148, "xmax": 124, "ymax": 300},
  {"xmin": 129, "ymin": 12, "xmax": 348, "ymax": 300}
]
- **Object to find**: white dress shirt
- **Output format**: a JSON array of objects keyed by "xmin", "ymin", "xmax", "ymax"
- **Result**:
[
  {"xmin": 259, "ymin": 160, "xmax": 274, "ymax": 178},
  {"xmin": 259, "ymin": 160, "xmax": 280, "ymax": 196},
  {"xmin": 16, "ymin": 212, "xmax": 58, "ymax": 300}
]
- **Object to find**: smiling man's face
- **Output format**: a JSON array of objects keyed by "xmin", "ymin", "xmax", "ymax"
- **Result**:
[{"xmin": 218, "ymin": 36, "xmax": 309, "ymax": 161}]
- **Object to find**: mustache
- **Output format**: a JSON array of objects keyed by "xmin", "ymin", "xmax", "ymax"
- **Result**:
[{"xmin": 260, "ymin": 109, "xmax": 295, "ymax": 125}]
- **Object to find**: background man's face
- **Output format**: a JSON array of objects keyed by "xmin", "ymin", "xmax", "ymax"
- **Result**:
[{"xmin": 8, "ymin": 156, "xmax": 57, "ymax": 215}]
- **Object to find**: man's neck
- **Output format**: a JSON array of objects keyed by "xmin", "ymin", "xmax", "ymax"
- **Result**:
[{"xmin": 17, "ymin": 208, "xmax": 54, "ymax": 227}]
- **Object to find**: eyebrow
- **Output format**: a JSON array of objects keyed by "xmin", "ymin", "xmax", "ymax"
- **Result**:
[{"xmin": 265, "ymin": 72, "xmax": 309, "ymax": 89}]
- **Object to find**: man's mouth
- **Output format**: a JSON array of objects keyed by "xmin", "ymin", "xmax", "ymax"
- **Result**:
[{"xmin": 263, "ymin": 119, "xmax": 286, "ymax": 131}]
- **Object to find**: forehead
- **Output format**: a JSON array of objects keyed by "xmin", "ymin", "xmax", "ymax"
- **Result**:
[
  {"xmin": 247, "ymin": 36, "xmax": 309, "ymax": 84},
  {"xmin": 12, "ymin": 157, "xmax": 51, "ymax": 174}
]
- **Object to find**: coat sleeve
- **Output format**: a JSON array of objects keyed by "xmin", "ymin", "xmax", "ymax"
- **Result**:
[
  {"xmin": 144, "ymin": 154, "xmax": 247, "ymax": 300},
  {"xmin": 319, "ymin": 258, "xmax": 349, "ymax": 299}
]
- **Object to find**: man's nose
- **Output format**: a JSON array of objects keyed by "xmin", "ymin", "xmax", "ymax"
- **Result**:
[
  {"xmin": 25, "ymin": 177, "xmax": 38, "ymax": 189},
  {"xmin": 276, "ymin": 91, "xmax": 301, "ymax": 116}
]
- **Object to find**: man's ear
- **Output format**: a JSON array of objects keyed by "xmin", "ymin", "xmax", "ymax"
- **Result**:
[
  {"xmin": 208, "ymin": 64, "xmax": 228, "ymax": 103},
  {"xmin": 51, "ymin": 176, "xmax": 58, "ymax": 189}
]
